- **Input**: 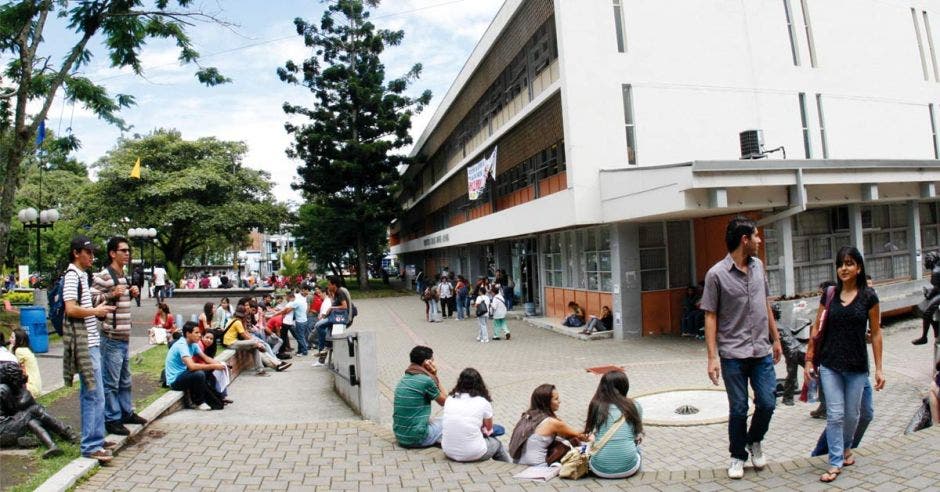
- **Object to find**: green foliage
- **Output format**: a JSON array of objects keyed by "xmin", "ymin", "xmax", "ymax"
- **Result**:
[
  {"xmin": 165, "ymin": 261, "xmax": 182, "ymax": 286},
  {"xmin": 0, "ymin": 0, "xmax": 230, "ymax": 269},
  {"xmin": 1, "ymin": 291, "xmax": 32, "ymax": 304},
  {"xmin": 78, "ymin": 129, "xmax": 289, "ymax": 267},
  {"xmin": 280, "ymin": 0, "xmax": 431, "ymax": 290},
  {"xmin": 279, "ymin": 249, "xmax": 309, "ymax": 288}
]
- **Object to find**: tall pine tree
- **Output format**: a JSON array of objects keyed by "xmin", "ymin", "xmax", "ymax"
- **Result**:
[{"xmin": 279, "ymin": 0, "xmax": 430, "ymax": 290}]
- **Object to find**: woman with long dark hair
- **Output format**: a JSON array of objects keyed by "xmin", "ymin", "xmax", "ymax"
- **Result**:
[
  {"xmin": 441, "ymin": 368, "xmax": 510, "ymax": 462},
  {"xmin": 584, "ymin": 370, "xmax": 644, "ymax": 479},
  {"xmin": 509, "ymin": 384, "xmax": 589, "ymax": 465},
  {"xmin": 804, "ymin": 246, "xmax": 884, "ymax": 483},
  {"xmin": 198, "ymin": 302, "xmax": 214, "ymax": 335}
]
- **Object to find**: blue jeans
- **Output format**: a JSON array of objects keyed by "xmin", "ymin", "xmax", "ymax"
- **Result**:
[
  {"xmin": 80, "ymin": 347, "xmax": 106, "ymax": 456},
  {"xmin": 812, "ymin": 379, "xmax": 873, "ymax": 457},
  {"xmin": 818, "ymin": 365, "xmax": 868, "ymax": 468},
  {"xmin": 293, "ymin": 319, "xmax": 310, "ymax": 355},
  {"xmin": 314, "ymin": 318, "xmax": 331, "ymax": 351},
  {"xmin": 414, "ymin": 417, "xmax": 443, "ymax": 448},
  {"xmin": 100, "ymin": 337, "xmax": 133, "ymax": 424},
  {"xmin": 720, "ymin": 354, "xmax": 777, "ymax": 461},
  {"xmin": 456, "ymin": 293, "xmax": 468, "ymax": 319}
]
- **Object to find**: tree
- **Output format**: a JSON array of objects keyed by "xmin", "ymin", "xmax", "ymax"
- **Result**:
[
  {"xmin": 279, "ymin": 0, "xmax": 431, "ymax": 290},
  {"xmin": 278, "ymin": 249, "xmax": 309, "ymax": 289},
  {"xmin": 0, "ymin": 0, "xmax": 231, "ymax": 269},
  {"xmin": 78, "ymin": 129, "xmax": 288, "ymax": 267}
]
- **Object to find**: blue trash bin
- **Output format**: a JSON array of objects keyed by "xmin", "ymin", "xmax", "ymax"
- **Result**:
[{"xmin": 19, "ymin": 306, "xmax": 48, "ymax": 353}]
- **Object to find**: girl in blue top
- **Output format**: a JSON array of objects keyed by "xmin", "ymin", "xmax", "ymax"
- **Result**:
[{"xmin": 584, "ymin": 370, "xmax": 644, "ymax": 478}]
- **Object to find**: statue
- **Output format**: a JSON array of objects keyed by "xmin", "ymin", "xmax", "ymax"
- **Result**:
[
  {"xmin": 914, "ymin": 251, "xmax": 940, "ymax": 345},
  {"xmin": 0, "ymin": 361, "xmax": 77, "ymax": 458}
]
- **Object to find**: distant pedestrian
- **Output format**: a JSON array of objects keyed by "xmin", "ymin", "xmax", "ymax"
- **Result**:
[
  {"xmin": 438, "ymin": 275, "xmax": 454, "ymax": 319},
  {"xmin": 455, "ymin": 275, "xmax": 469, "ymax": 320},
  {"xmin": 490, "ymin": 285, "xmax": 510, "ymax": 341},
  {"xmin": 473, "ymin": 285, "xmax": 490, "ymax": 343},
  {"xmin": 152, "ymin": 264, "xmax": 167, "ymax": 305},
  {"xmin": 700, "ymin": 216, "xmax": 782, "ymax": 479}
]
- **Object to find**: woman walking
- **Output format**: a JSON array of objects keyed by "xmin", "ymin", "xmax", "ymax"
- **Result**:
[
  {"xmin": 584, "ymin": 370, "xmax": 644, "ymax": 479},
  {"xmin": 473, "ymin": 285, "xmax": 490, "ymax": 342},
  {"xmin": 804, "ymin": 246, "xmax": 884, "ymax": 483}
]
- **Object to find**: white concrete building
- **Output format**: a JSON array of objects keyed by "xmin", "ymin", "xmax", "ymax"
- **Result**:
[{"xmin": 391, "ymin": 0, "xmax": 940, "ymax": 339}]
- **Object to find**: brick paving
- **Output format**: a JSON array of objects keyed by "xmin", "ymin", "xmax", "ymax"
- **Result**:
[{"xmin": 80, "ymin": 293, "xmax": 940, "ymax": 490}]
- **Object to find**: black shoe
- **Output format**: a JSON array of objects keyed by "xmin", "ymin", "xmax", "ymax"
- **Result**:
[
  {"xmin": 810, "ymin": 407, "xmax": 826, "ymax": 419},
  {"xmin": 123, "ymin": 413, "xmax": 147, "ymax": 425},
  {"xmin": 912, "ymin": 337, "xmax": 928, "ymax": 345},
  {"xmin": 781, "ymin": 398, "xmax": 794, "ymax": 406},
  {"xmin": 506, "ymin": 333, "xmax": 510, "ymax": 340},
  {"xmin": 277, "ymin": 353, "xmax": 292, "ymax": 360},
  {"xmin": 105, "ymin": 421, "xmax": 131, "ymax": 436}
]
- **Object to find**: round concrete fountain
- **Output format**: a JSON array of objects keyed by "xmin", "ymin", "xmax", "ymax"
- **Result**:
[{"xmin": 633, "ymin": 388, "xmax": 752, "ymax": 426}]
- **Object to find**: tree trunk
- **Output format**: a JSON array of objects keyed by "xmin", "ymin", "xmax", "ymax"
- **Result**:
[
  {"xmin": 356, "ymin": 232, "xmax": 370, "ymax": 290},
  {"xmin": 0, "ymin": 137, "xmax": 29, "ymax": 267}
]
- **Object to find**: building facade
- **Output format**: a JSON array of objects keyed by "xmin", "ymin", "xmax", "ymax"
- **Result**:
[{"xmin": 391, "ymin": 0, "xmax": 940, "ymax": 339}]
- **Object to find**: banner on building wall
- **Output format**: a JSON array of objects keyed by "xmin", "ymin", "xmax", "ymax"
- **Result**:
[{"xmin": 467, "ymin": 147, "xmax": 498, "ymax": 200}]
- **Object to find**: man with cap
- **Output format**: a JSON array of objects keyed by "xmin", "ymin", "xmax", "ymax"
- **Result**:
[
  {"xmin": 91, "ymin": 236, "xmax": 147, "ymax": 436},
  {"xmin": 62, "ymin": 236, "xmax": 116, "ymax": 463}
]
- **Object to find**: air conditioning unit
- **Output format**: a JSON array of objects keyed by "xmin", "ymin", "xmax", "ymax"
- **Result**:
[{"xmin": 740, "ymin": 129, "xmax": 765, "ymax": 159}]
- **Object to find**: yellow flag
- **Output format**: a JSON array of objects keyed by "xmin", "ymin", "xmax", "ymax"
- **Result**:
[{"xmin": 130, "ymin": 157, "xmax": 141, "ymax": 179}]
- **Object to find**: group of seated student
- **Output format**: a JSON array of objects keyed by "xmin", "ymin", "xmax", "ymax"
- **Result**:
[
  {"xmin": 219, "ymin": 300, "xmax": 291, "ymax": 376},
  {"xmin": 164, "ymin": 322, "xmax": 230, "ymax": 410},
  {"xmin": 560, "ymin": 302, "xmax": 614, "ymax": 335},
  {"xmin": 392, "ymin": 346, "xmax": 645, "ymax": 478}
]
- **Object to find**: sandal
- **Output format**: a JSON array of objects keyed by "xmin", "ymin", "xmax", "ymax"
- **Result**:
[
  {"xmin": 843, "ymin": 452, "xmax": 855, "ymax": 467},
  {"xmin": 820, "ymin": 468, "xmax": 841, "ymax": 483}
]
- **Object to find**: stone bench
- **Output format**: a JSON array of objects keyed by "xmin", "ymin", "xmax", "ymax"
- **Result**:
[{"xmin": 166, "ymin": 287, "xmax": 275, "ymax": 298}]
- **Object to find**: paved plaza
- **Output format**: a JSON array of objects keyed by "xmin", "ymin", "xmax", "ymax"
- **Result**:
[{"xmin": 60, "ymin": 292, "xmax": 939, "ymax": 490}]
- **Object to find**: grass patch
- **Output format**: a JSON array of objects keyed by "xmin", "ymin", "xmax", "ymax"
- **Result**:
[
  {"xmin": 131, "ymin": 344, "xmax": 170, "ymax": 409},
  {"xmin": 4, "ymin": 441, "xmax": 85, "ymax": 492},
  {"xmin": 36, "ymin": 384, "xmax": 79, "ymax": 407}
]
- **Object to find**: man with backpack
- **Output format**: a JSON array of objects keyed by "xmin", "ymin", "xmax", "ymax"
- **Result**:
[
  {"xmin": 91, "ymin": 237, "xmax": 146, "ymax": 437},
  {"xmin": 62, "ymin": 236, "xmax": 116, "ymax": 463}
]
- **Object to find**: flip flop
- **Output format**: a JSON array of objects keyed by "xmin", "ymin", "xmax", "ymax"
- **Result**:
[
  {"xmin": 843, "ymin": 453, "xmax": 855, "ymax": 467},
  {"xmin": 820, "ymin": 468, "xmax": 841, "ymax": 483}
]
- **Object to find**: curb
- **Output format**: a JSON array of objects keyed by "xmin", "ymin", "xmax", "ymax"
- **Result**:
[{"xmin": 38, "ymin": 341, "xmax": 153, "ymax": 398}]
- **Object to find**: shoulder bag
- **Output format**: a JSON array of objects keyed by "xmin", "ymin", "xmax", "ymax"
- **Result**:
[
  {"xmin": 806, "ymin": 286, "xmax": 836, "ymax": 369},
  {"xmin": 559, "ymin": 416, "xmax": 625, "ymax": 480}
]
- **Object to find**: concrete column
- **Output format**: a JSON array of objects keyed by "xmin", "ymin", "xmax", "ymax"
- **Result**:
[
  {"xmin": 610, "ymin": 222, "xmax": 642, "ymax": 339},
  {"xmin": 909, "ymin": 200, "xmax": 923, "ymax": 278},
  {"xmin": 777, "ymin": 217, "xmax": 796, "ymax": 297},
  {"xmin": 849, "ymin": 204, "xmax": 865, "ymax": 255}
]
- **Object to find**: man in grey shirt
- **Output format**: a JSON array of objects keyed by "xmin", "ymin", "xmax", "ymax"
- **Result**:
[{"xmin": 700, "ymin": 216, "xmax": 782, "ymax": 479}]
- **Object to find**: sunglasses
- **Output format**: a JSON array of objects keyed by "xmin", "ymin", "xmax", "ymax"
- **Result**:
[{"xmin": 117, "ymin": 248, "xmax": 132, "ymax": 253}]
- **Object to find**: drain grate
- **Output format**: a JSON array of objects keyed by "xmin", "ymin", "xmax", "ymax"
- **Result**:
[{"xmin": 675, "ymin": 404, "xmax": 699, "ymax": 415}]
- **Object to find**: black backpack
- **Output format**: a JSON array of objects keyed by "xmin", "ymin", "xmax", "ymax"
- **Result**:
[
  {"xmin": 475, "ymin": 300, "xmax": 488, "ymax": 317},
  {"xmin": 48, "ymin": 270, "xmax": 83, "ymax": 337}
]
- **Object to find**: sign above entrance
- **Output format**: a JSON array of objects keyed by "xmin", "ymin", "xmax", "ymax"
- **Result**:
[{"xmin": 467, "ymin": 147, "xmax": 498, "ymax": 200}]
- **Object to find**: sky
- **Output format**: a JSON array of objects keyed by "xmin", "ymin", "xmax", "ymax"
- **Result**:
[{"xmin": 30, "ymin": 0, "xmax": 504, "ymax": 207}]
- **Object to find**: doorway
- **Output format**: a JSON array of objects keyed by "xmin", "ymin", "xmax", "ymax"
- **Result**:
[{"xmin": 511, "ymin": 239, "xmax": 539, "ymax": 308}]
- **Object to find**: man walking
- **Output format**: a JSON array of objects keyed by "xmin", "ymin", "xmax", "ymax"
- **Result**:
[
  {"xmin": 701, "ymin": 216, "xmax": 783, "ymax": 479},
  {"xmin": 152, "ymin": 264, "xmax": 167, "ymax": 305},
  {"xmin": 92, "ymin": 237, "xmax": 147, "ymax": 436},
  {"xmin": 63, "ymin": 236, "xmax": 116, "ymax": 463}
]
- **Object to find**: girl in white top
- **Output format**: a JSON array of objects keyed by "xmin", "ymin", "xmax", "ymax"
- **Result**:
[
  {"xmin": 489, "ymin": 285, "xmax": 510, "ymax": 340},
  {"xmin": 442, "ymin": 368, "xmax": 511, "ymax": 462},
  {"xmin": 473, "ymin": 285, "xmax": 490, "ymax": 343}
]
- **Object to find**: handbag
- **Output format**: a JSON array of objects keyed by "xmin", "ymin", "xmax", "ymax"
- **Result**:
[
  {"xmin": 806, "ymin": 286, "xmax": 836, "ymax": 369},
  {"xmin": 148, "ymin": 327, "xmax": 168, "ymax": 345},
  {"xmin": 546, "ymin": 437, "xmax": 580, "ymax": 465},
  {"xmin": 327, "ymin": 308, "xmax": 349, "ymax": 325},
  {"xmin": 559, "ymin": 416, "xmax": 625, "ymax": 479}
]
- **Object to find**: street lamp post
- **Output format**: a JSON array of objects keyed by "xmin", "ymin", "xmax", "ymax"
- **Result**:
[
  {"xmin": 17, "ymin": 207, "xmax": 59, "ymax": 280},
  {"xmin": 128, "ymin": 227, "xmax": 157, "ymax": 296}
]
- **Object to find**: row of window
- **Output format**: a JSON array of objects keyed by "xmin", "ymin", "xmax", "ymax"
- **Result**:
[
  {"xmin": 493, "ymin": 142, "xmax": 566, "ymax": 197},
  {"xmin": 543, "ymin": 227, "xmax": 612, "ymax": 291}
]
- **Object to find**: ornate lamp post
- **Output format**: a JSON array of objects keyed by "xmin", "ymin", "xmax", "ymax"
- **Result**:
[
  {"xmin": 17, "ymin": 207, "xmax": 59, "ymax": 280},
  {"xmin": 128, "ymin": 227, "xmax": 157, "ymax": 295}
]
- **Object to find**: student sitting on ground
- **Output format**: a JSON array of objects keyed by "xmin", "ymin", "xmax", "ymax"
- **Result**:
[
  {"xmin": 582, "ymin": 306, "xmax": 614, "ymax": 335},
  {"xmin": 165, "ymin": 322, "xmax": 227, "ymax": 410},
  {"xmin": 393, "ymin": 346, "xmax": 447, "ymax": 448},
  {"xmin": 441, "ymin": 368, "xmax": 511, "ymax": 463},
  {"xmin": 584, "ymin": 370, "xmax": 644, "ymax": 479},
  {"xmin": 11, "ymin": 328, "xmax": 41, "ymax": 397},
  {"xmin": 153, "ymin": 302, "xmax": 177, "ymax": 337},
  {"xmin": 561, "ymin": 302, "xmax": 585, "ymax": 328},
  {"xmin": 509, "ymin": 384, "xmax": 589, "ymax": 466}
]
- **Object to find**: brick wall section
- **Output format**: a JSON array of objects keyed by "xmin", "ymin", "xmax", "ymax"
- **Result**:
[{"xmin": 420, "ymin": 0, "xmax": 554, "ymax": 163}]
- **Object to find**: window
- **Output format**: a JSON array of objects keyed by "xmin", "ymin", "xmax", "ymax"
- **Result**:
[
  {"xmin": 621, "ymin": 84, "xmax": 637, "ymax": 164},
  {"xmin": 667, "ymin": 221, "xmax": 691, "ymax": 288},
  {"xmin": 816, "ymin": 94, "xmax": 828, "ymax": 158},
  {"xmin": 924, "ymin": 11, "xmax": 939, "ymax": 81},
  {"xmin": 782, "ymin": 0, "xmax": 800, "ymax": 66},
  {"xmin": 799, "ymin": 92, "xmax": 812, "ymax": 158},
  {"xmin": 639, "ymin": 223, "xmax": 666, "ymax": 291},
  {"xmin": 931, "ymin": 104, "xmax": 939, "ymax": 159},
  {"xmin": 791, "ymin": 206, "xmax": 850, "ymax": 293},
  {"xmin": 764, "ymin": 223, "xmax": 784, "ymax": 295},
  {"xmin": 612, "ymin": 0, "xmax": 627, "ymax": 53},
  {"xmin": 799, "ymin": 0, "xmax": 817, "ymax": 67},
  {"xmin": 921, "ymin": 202, "xmax": 940, "ymax": 257},
  {"xmin": 582, "ymin": 228, "xmax": 613, "ymax": 291},
  {"xmin": 543, "ymin": 233, "xmax": 564, "ymax": 287},
  {"xmin": 913, "ymin": 8, "xmax": 930, "ymax": 81},
  {"xmin": 862, "ymin": 204, "xmax": 911, "ymax": 281}
]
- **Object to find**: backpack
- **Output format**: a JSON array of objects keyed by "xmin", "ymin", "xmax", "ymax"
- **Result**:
[
  {"xmin": 475, "ymin": 299, "xmax": 488, "ymax": 317},
  {"xmin": 48, "ymin": 270, "xmax": 83, "ymax": 337}
]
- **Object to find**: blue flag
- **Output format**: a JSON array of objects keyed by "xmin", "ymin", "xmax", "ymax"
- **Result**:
[{"xmin": 35, "ymin": 120, "xmax": 45, "ymax": 146}]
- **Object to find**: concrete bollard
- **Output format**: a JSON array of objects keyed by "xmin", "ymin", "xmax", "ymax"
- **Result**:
[{"xmin": 331, "ymin": 330, "xmax": 380, "ymax": 422}]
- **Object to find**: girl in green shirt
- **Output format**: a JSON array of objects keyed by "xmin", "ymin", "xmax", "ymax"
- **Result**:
[{"xmin": 584, "ymin": 370, "xmax": 644, "ymax": 478}]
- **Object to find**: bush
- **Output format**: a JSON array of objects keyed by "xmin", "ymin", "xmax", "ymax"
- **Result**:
[{"xmin": 2, "ymin": 291, "xmax": 33, "ymax": 304}]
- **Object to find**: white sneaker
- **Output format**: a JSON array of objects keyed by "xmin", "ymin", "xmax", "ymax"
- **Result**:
[
  {"xmin": 197, "ymin": 403, "xmax": 212, "ymax": 411},
  {"xmin": 747, "ymin": 442, "xmax": 766, "ymax": 469},
  {"xmin": 311, "ymin": 361, "xmax": 325, "ymax": 367},
  {"xmin": 728, "ymin": 458, "xmax": 745, "ymax": 479}
]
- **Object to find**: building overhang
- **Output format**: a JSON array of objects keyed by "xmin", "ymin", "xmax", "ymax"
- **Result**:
[{"xmin": 599, "ymin": 159, "xmax": 940, "ymax": 223}]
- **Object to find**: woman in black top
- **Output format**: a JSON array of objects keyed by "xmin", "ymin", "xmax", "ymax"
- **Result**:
[{"xmin": 804, "ymin": 246, "xmax": 885, "ymax": 483}]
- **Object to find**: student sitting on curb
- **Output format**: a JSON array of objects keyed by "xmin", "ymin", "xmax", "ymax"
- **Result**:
[{"xmin": 165, "ymin": 322, "xmax": 227, "ymax": 410}]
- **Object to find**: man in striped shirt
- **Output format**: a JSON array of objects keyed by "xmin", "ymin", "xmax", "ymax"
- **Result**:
[
  {"xmin": 63, "ymin": 235, "xmax": 116, "ymax": 463},
  {"xmin": 393, "ymin": 346, "xmax": 447, "ymax": 448},
  {"xmin": 92, "ymin": 237, "xmax": 147, "ymax": 436}
]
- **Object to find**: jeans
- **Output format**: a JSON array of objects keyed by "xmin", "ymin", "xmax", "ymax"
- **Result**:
[
  {"xmin": 473, "ymin": 436, "xmax": 511, "ymax": 462},
  {"xmin": 79, "ymin": 347, "xmax": 106, "ymax": 456},
  {"xmin": 477, "ymin": 316, "xmax": 489, "ymax": 341},
  {"xmin": 100, "ymin": 337, "xmax": 133, "ymax": 424},
  {"xmin": 171, "ymin": 370, "xmax": 208, "ymax": 405},
  {"xmin": 314, "ymin": 318, "xmax": 331, "ymax": 351},
  {"xmin": 812, "ymin": 379, "xmax": 873, "ymax": 457},
  {"xmin": 720, "ymin": 354, "xmax": 777, "ymax": 461},
  {"xmin": 417, "ymin": 417, "xmax": 443, "ymax": 448},
  {"xmin": 225, "ymin": 340, "xmax": 264, "ymax": 371},
  {"xmin": 294, "ymin": 319, "xmax": 310, "ymax": 355},
  {"xmin": 154, "ymin": 285, "xmax": 164, "ymax": 304},
  {"xmin": 502, "ymin": 286, "xmax": 514, "ymax": 310},
  {"xmin": 456, "ymin": 293, "xmax": 468, "ymax": 319},
  {"xmin": 428, "ymin": 300, "xmax": 440, "ymax": 320},
  {"xmin": 818, "ymin": 365, "xmax": 868, "ymax": 468},
  {"xmin": 440, "ymin": 297, "xmax": 452, "ymax": 318},
  {"xmin": 266, "ymin": 333, "xmax": 283, "ymax": 355}
]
